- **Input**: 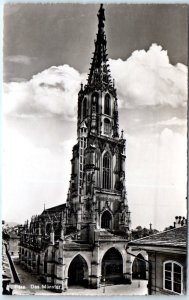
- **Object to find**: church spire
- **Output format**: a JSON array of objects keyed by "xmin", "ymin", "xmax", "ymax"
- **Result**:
[{"xmin": 87, "ymin": 4, "xmax": 113, "ymax": 92}]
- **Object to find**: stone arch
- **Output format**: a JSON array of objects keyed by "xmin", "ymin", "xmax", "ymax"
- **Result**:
[
  {"xmin": 68, "ymin": 254, "xmax": 89, "ymax": 287},
  {"xmin": 101, "ymin": 247, "xmax": 123, "ymax": 284},
  {"xmin": 132, "ymin": 253, "xmax": 147, "ymax": 279}
]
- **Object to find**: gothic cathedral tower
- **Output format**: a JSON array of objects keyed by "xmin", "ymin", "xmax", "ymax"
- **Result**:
[
  {"xmin": 19, "ymin": 5, "xmax": 132, "ymax": 292},
  {"xmin": 66, "ymin": 4, "xmax": 131, "ymax": 240}
]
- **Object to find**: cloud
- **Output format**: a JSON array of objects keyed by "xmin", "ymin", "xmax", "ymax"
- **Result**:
[
  {"xmin": 5, "ymin": 55, "xmax": 35, "ymax": 65},
  {"xmin": 109, "ymin": 44, "xmax": 187, "ymax": 109},
  {"xmin": 2, "ymin": 123, "xmax": 75, "ymax": 222},
  {"xmin": 4, "ymin": 64, "xmax": 87, "ymax": 121},
  {"xmin": 155, "ymin": 117, "xmax": 187, "ymax": 128},
  {"xmin": 4, "ymin": 44, "xmax": 187, "ymax": 122},
  {"xmin": 126, "ymin": 127, "xmax": 187, "ymax": 229}
]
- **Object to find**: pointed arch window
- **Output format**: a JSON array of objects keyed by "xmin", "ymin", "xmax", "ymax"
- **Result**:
[
  {"xmin": 101, "ymin": 210, "xmax": 112, "ymax": 229},
  {"xmin": 104, "ymin": 93, "xmax": 111, "ymax": 115},
  {"xmin": 92, "ymin": 93, "xmax": 99, "ymax": 113},
  {"xmin": 103, "ymin": 152, "xmax": 111, "ymax": 189},
  {"xmin": 104, "ymin": 118, "xmax": 111, "ymax": 135},
  {"xmin": 83, "ymin": 98, "xmax": 87, "ymax": 119},
  {"xmin": 95, "ymin": 149, "xmax": 100, "ymax": 187}
]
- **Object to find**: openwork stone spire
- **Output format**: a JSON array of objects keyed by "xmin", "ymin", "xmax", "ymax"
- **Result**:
[{"xmin": 87, "ymin": 4, "xmax": 114, "ymax": 92}]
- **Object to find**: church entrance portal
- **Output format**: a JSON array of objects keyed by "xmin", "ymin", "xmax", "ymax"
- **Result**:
[
  {"xmin": 68, "ymin": 255, "xmax": 88, "ymax": 287},
  {"xmin": 132, "ymin": 254, "xmax": 147, "ymax": 279},
  {"xmin": 101, "ymin": 248, "xmax": 123, "ymax": 284}
]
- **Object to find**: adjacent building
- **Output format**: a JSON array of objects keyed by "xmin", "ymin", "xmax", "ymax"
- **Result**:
[{"xmin": 128, "ymin": 217, "xmax": 187, "ymax": 295}]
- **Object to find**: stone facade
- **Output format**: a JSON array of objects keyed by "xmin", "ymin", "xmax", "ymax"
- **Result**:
[{"xmin": 19, "ymin": 4, "xmax": 132, "ymax": 292}]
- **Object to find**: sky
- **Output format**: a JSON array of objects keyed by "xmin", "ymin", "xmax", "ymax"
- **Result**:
[{"xmin": 2, "ymin": 3, "xmax": 188, "ymax": 231}]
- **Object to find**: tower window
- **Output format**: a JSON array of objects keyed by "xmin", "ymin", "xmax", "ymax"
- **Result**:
[
  {"xmin": 92, "ymin": 93, "xmax": 99, "ymax": 113},
  {"xmin": 101, "ymin": 210, "xmax": 112, "ymax": 229},
  {"xmin": 104, "ymin": 94, "xmax": 111, "ymax": 115},
  {"xmin": 83, "ymin": 98, "xmax": 87, "ymax": 119},
  {"xmin": 104, "ymin": 118, "xmax": 111, "ymax": 135},
  {"xmin": 103, "ymin": 152, "xmax": 111, "ymax": 189}
]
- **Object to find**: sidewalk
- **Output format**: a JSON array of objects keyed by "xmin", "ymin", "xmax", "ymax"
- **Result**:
[{"xmin": 12, "ymin": 260, "xmax": 148, "ymax": 296}]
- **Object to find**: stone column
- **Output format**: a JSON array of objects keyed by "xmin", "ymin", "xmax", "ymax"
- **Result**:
[
  {"xmin": 90, "ymin": 242, "xmax": 101, "ymax": 288},
  {"xmin": 46, "ymin": 246, "xmax": 54, "ymax": 285},
  {"xmin": 124, "ymin": 251, "xmax": 132, "ymax": 284},
  {"xmin": 39, "ymin": 252, "xmax": 45, "ymax": 275}
]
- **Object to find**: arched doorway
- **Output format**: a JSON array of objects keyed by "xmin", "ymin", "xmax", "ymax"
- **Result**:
[
  {"xmin": 101, "ymin": 248, "xmax": 123, "ymax": 284},
  {"xmin": 68, "ymin": 255, "xmax": 88, "ymax": 287},
  {"xmin": 132, "ymin": 254, "xmax": 146, "ymax": 279}
]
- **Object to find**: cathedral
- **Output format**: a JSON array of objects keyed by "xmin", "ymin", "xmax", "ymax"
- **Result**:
[{"xmin": 19, "ymin": 4, "xmax": 132, "ymax": 292}]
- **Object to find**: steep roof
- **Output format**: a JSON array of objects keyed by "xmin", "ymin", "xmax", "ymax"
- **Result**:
[
  {"xmin": 129, "ymin": 226, "xmax": 187, "ymax": 249},
  {"xmin": 42, "ymin": 203, "xmax": 66, "ymax": 214}
]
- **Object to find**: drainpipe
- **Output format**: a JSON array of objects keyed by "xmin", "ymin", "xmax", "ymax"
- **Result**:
[{"xmin": 126, "ymin": 246, "xmax": 152, "ymax": 295}]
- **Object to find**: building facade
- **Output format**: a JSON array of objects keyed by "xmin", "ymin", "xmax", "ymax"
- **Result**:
[
  {"xmin": 128, "ymin": 217, "xmax": 187, "ymax": 295},
  {"xmin": 19, "ymin": 4, "xmax": 132, "ymax": 292}
]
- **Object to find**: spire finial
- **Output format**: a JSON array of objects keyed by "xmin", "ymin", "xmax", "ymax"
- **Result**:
[{"xmin": 98, "ymin": 4, "xmax": 105, "ymax": 33}]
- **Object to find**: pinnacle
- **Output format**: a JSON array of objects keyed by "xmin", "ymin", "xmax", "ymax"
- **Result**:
[{"xmin": 86, "ymin": 4, "xmax": 115, "ymax": 92}]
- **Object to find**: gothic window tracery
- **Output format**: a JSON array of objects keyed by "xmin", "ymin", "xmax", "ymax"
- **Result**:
[
  {"xmin": 95, "ymin": 149, "xmax": 100, "ymax": 186},
  {"xmin": 104, "ymin": 118, "xmax": 111, "ymax": 135},
  {"xmin": 103, "ymin": 152, "xmax": 111, "ymax": 189},
  {"xmin": 104, "ymin": 93, "xmax": 111, "ymax": 115},
  {"xmin": 92, "ymin": 93, "xmax": 99, "ymax": 113}
]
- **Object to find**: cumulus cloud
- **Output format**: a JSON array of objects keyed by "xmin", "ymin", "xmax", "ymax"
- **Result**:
[
  {"xmin": 109, "ymin": 44, "xmax": 187, "ymax": 109},
  {"xmin": 4, "ymin": 64, "xmax": 86, "ymax": 121},
  {"xmin": 4, "ymin": 44, "xmax": 187, "ymax": 122}
]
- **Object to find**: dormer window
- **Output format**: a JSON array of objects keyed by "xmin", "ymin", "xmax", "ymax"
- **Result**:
[{"xmin": 104, "ymin": 93, "xmax": 111, "ymax": 115}]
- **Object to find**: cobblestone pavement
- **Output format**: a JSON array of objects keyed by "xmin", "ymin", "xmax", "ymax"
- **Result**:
[{"xmin": 12, "ymin": 260, "xmax": 148, "ymax": 296}]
